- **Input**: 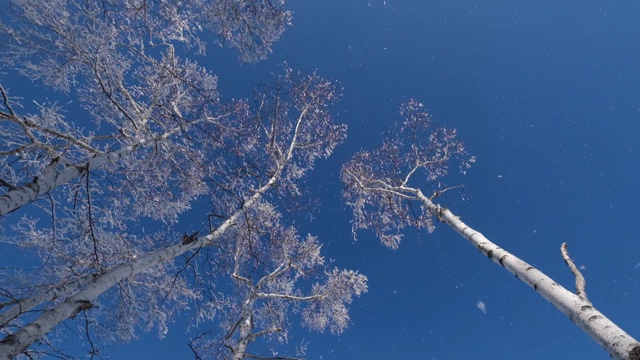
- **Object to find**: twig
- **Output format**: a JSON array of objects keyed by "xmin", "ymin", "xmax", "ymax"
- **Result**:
[
  {"xmin": 429, "ymin": 183, "xmax": 465, "ymax": 200},
  {"xmin": 560, "ymin": 242, "xmax": 589, "ymax": 302}
]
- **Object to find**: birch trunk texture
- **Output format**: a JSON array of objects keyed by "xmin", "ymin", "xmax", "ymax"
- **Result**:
[
  {"xmin": 232, "ymin": 304, "xmax": 254, "ymax": 360},
  {"xmin": 415, "ymin": 189, "xmax": 640, "ymax": 360},
  {"xmin": 0, "ymin": 174, "xmax": 274, "ymax": 359},
  {"xmin": 0, "ymin": 273, "xmax": 97, "ymax": 328},
  {"xmin": 0, "ymin": 241, "xmax": 194, "ymax": 359},
  {"xmin": 0, "ymin": 145, "xmax": 136, "ymax": 216},
  {"xmin": 0, "ymin": 67, "xmax": 345, "ymax": 357}
]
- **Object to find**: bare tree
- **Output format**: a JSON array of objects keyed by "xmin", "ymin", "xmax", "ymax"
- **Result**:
[
  {"xmin": 341, "ymin": 99, "xmax": 640, "ymax": 360},
  {"xmin": 0, "ymin": 0, "xmax": 291, "ymax": 216},
  {"xmin": 188, "ymin": 202, "xmax": 367, "ymax": 360},
  {"xmin": 0, "ymin": 68, "xmax": 347, "ymax": 359}
]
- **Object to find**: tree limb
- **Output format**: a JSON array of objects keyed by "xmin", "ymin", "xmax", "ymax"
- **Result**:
[{"xmin": 560, "ymin": 242, "xmax": 589, "ymax": 302}]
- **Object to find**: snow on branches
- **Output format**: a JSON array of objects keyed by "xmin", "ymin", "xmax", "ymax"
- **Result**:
[
  {"xmin": 341, "ymin": 99, "xmax": 476, "ymax": 249},
  {"xmin": 0, "ymin": 0, "xmax": 290, "ymax": 217},
  {"xmin": 0, "ymin": 66, "xmax": 348, "ymax": 358},
  {"xmin": 0, "ymin": 1, "xmax": 359, "ymax": 358},
  {"xmin": 189, "ymin": 202, "xmax": 367, "ymax": 360}
]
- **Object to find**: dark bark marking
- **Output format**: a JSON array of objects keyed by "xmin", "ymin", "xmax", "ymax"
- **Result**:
[
  {"xmin": 182, "ymin": 231, "xmax": 200, "ymax": 245},
  {"xmin": 580, "ymin": 305, "xmax": 593, "ymax": 311},
  {"xmin": 0, "ymin": 334, "xmax": 16, "ymax": 345},
  {"xmin": 487, "ymin": 250, "xmax": 493, "ymax": 260},
  {"xmin": 498, "ymin": 254, "xmax": 507, "ymax": 267},
  {"xmin": 71, "ymin": 300, "xmax": 93, "ymax": 319},
  {"xmin": 74, "ymin": 164, "xmax": 88, "ymax": 174}
]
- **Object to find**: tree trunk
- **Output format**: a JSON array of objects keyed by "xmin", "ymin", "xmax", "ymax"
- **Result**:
[
  {"xmin": 0, "ymin": 175, "xmax": 276, "ymax": 359},
  {"xmin": 0, "ymin": 125, "xmax": 185, "ymax": 216},
  {"xmin": 0, "ymin": 273, "xmax": 96, "ymax": 328},
  {"xmin": 232, "ymin": 307, "xmax": 253, "ymax": 360},
  {"xmin": 415, "ymin": 189, "xmax": 640, "ymax": 360},
  {"xmin": 0, "ymin": 145, "xmax": 138, "ymax": 216},
  {"xmin": 0, "ymin": 241, "xmax": 188, "ymax": 359}
]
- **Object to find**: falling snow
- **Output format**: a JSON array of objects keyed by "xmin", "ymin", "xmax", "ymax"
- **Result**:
[{"xmin": 476, "ymin": 301, "xmax": 487, "ymax": 314}]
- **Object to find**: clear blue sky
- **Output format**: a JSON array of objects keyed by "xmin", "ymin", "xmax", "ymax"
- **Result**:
[
  {"xmin": 5, "ymin": 1, "xmax": 640, "ymax": 359},
  {"xmin": 206, "ymin": 1, "xmax": 640, "ymax": 359}
]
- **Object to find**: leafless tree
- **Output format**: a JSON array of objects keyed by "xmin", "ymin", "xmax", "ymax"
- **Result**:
[
  {"xmin": 188, "ymin": 202, "xmax": 367, "ymax": 360},
  {"xmin": 0, "ymin": 0, "xmax": 291, "ymax": 216},
  {"xmin": 341, "ymin": 99, "xmax": 640, "ymax": 360},
  {"xmin": 0, "ymin": 65, "xmax": 347, "ymax": 358}
]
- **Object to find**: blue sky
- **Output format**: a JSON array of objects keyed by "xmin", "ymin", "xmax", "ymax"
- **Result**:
[
  {"xmin": 207, "ymin": 1, "xmax": 640, "ymax": 359},
  {"xmin": 3, "ymin": 1, "xmax": 640, "ymax": 359}
]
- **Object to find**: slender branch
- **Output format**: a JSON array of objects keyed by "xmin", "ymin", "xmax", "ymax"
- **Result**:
[
  {"xmin": 82, "ymin": 311, "xmax": 98, "ymax": 359},
  {"xmin": 429, "ymin": 184, "xmax": 465, "ymax": 201},
  {"xmin": 249, "ymin": 327, "xmax": 282, "ymax": 341},
  {"xmin": 21, "ymin": 119, "xmax": 104, "ymax": 155},
  {"xmin": 245, "ymin": 353, "xmax": 299, "ymax": 360},
  {"xmin": 560, "ymin": 242, "xmax": 589, "ymax": 302},
  {"xmin": 0, "ymin": 85, "xmax": 17, "ymax": 117},
  {"xmin": 84, "ymin": 167, "xmax": 102, "ymax": 267},
  {"xmin": 255, "ymin": 293, "xmax": 323, "ymax": 302},
  {"xmin": 255, "ymin": 259, "xmax": 291, "ymax": 290},
  {"xmin": 344, "ymin": 170, "xmax": 416, "ymax": 200}
]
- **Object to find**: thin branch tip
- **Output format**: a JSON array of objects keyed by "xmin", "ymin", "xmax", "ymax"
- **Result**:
[{"xmin": 560, "ymin": 242, "xmax": 589, "ymax": 302}]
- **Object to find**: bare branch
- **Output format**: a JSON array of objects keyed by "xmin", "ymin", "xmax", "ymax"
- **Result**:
[
  {"xmin": 255, "ymin": 293, "xmax": 324, "ymax": 302},
  {"xmin": 561, "ymin": 242, "xmax": 589, "ymax": 302}
]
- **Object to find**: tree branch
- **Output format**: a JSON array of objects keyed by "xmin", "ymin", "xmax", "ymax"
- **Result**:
[
  {"xmin": 255, "ymin": 293, "xmax": 324, "ymax": 302},
  {"xmin": 560, "ymin": 242, "xmax": 589, "ymax": 302},
  {"xmin": 249, "ymin": 327, "xmax": 282, "ymax": 341}
]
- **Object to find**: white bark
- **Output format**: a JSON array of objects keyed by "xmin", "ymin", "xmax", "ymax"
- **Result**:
[
  {"xmin": 0, "ymin": 241, "xmax": 187, "ymax": 359},
  {"xmin": 0, "ymin": 173, "xmax": 277, "ymax": 359},
  {"xmin": 232, "ymin": 302, "xmax": 254, "ymax": 360},
  {"xmin": 0, "ymin": 145, "xmax": 137, "ymax": 216},
  {"xmin": 0, "ymin": 273, "xmax": 96, "ymax": 327},
  {"xmin": 0, "ymin": 123, "xmax": 188, "ymax": 216},
  {"xmin": 415, "ymin": 189, "xmax": 640, "ymax": 360}
]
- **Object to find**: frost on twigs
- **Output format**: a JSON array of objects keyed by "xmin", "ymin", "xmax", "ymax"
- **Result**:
[
  {"xmin": 205, "ymin": 67, "xmax": 347, "ymax": 221},
  {"xmin": 341, "ymin": 99, "xmax": 475, "ymax": 249},
  {"xmin": 0, "ymin": 0, "xmax": 292, "ymax": 217},
  {"xmin": 202, "ymin": 0, "xmax": 293, "ymax": 63},
  {"xmin": 0, "ymin": 65, "xmax": 347, "ymax": 357},
  {"xmin": 189, "ymin": 202, "xmax": 367, "ymax": 359}
]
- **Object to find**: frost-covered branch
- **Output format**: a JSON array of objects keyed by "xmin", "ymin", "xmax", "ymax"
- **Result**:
[
  {"xmin": 0, "ymin": 67, "xmax": 346, "ymax": 357},
  {"xmin": 190, "ymin": 203, "xmax": 367, "ymax": 360},
  {"xmin": 256, "ymin": 293, "xmax": 324, "ymax": 302},
  {"xmin": 0, "ymin": 0, "xmax": 293, "ymax": 220}
]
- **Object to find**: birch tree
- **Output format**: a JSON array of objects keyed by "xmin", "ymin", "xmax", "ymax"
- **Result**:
[
  {"xmin": 0, "ymin": 0, "xmax": 291, "ymax": 216},
  {"xmin": 341, "ymin": 99, "xmax": 640, "ymax": 360},
  {"xmin": 188, "ymin": 202, "xmax": 367, "ymax": 360},
  {"xmin": 0, "ymin": 68, "xmax": 346, "ymax": 359}
]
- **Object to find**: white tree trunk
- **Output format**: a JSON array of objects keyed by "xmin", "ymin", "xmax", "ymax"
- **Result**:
[
  {"xmin": 0, "ymin": 145, "xmax": 137, "ymax": 216},
  {"xmin": 415, "ymin": 189, "xmax": 640, "ymax": 360},
  {"xmin": 0, "ymin": 241, "xmax": 188, "ymax": 359},
  {"xmin": 0, "ymin": 175, "xmax": 276, "ymax": 359},
  {"xmin": 232, "ymin": 304, "xmax": 254, "ymax": 360},
  {"xmin": 0, "ymin": 273, "xmax": 96, "ymax": 327},
  {"xmin": 0, "ymin": 126, "xmax": 184, "ymax": 216}
]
